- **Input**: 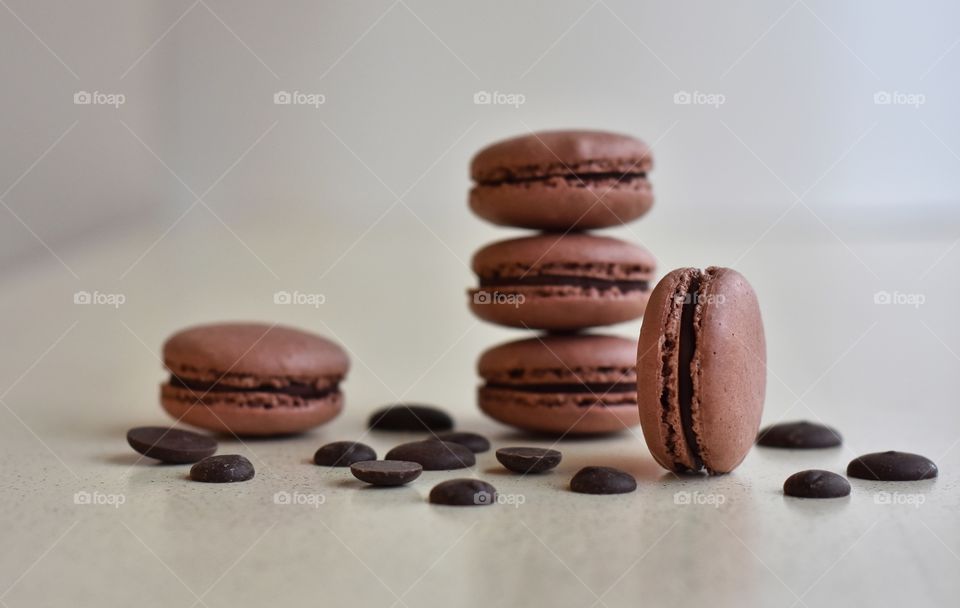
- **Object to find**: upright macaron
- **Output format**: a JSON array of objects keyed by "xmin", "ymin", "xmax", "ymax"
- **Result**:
[
  {"xmin": 160, "ymin": 322, "xmax": 349, "ymax": 436},
  {"xmin": 478, "ymin": 334, "xmax": 640, "ymax": 435},
  {"xmin": 469, "ymin": 233, "xmax": 655, "ymax": 331},
  {"xmin": 470, "ymin": 130, "xmax": 654, "ymax": 230},
  {"xmin": 636, "ymin": 268, "xmax": 765, "ymax": 474}
]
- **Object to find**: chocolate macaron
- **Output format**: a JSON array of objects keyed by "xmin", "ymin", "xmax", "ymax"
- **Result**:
[
  {"xmin": 470, "ymin": 130, "xmax": 654, "ymax": 230},
  {"xmin": 478, "ymin": 334, "xmax": 640, "ymax": 435},
  {"xmin": 161, "ymin": 322, "xmax": 349, "ymax": 436},
  {"xmin": 637, "ymin": 268, "xmax": 765, "ymax": 474},
  {"xmin": 470, "ymin": 233, "xmax": 655, "ymax": 331}
]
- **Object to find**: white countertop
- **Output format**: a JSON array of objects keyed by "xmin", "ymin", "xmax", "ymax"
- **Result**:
[{"xmin": 1, "ymin": 211, "xmax": 958, "ymax": 608}]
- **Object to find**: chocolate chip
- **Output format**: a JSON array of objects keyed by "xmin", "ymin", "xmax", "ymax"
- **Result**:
[
  {"xmin": 127, "ymin": 426, "xmax": 217, "ymax": 464},
  {"xmin": 847, "ymin": 451, "xmax": 938, "ymax": 481},
  {"xmin": 368, "ymin": 404, "xmax": 454, "ymax": 432},
  {"xmin": 190, "ymin": 455, "xmax": 255, "ymax": 483},
  {"xmin": 429, "ymin": 479, "xmax": 497, "ymax": 506},
  {"xmin": 385, "ymin": 440, "xmax": 475, "ymax": 470},
  {"xmin": 496, "ymin": 447, "xmax": 562, "ymax": 474},
  {"xmin": 783, "ymin": 470, "xmax": 851, "ymax": 498},
  {"xmin": 350, "ymin": 460, "xmax": 422, "ymax": 486},
  {"xmin": 757, "ymin": 421, "xmax": 842, "ymax": 448},
  {"xmin": 435, "ymin": 431, "xmax": 490, "ymax": 453},
  {"xmin": 570, "ymin": 466, "xmax": 636, "ymax": 494},
  {"xmin": 313, "ymin": 441, "xmax": 377, "ymax": 467}
]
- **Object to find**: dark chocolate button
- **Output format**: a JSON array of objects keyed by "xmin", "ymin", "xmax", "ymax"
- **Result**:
[
  {"xmin": 350, "ymin": 460, "xmax": 422, "ymax": 486},
  {"xmin": 783, "ymin": 469, "xmax": 851, "ymax": 498},
  {"xmin": 757, "ymin": 421, "xmax": 843, "ymax": 448},
  {"xmin": 435, "ymin": 431, "xmax": 490, "ymax": 453},
  {"xmin": 368, "ymin": 404, "xmax": 454, "ymax": 432},
  {"xmin": 127, "ymin": 426, "xmax": 217, "ymax": 464},
  {"xmin": 496, "ymin": 447, "xmax": 562, "ymax": 474},
  {"xmin": 190, "ymin": 455, "xmax": 255, "ymax": 483},
  {"xmin": 429, "ymin": 479, "xmax": 497, "ymax": 506},
  {"xmin": 385, "ymin": 440, "xmax": 475, "ymax": 470},
  {"xmin": 847, "ymin": 451, "xmax": 938, "ymax": 481},
  {"xmin": 314, "ymin": 441, "xmax": 377, "ymax": 467},
  {"xmin": 570, "ymin": 466, "xmax": 636, "ymax": 494}
]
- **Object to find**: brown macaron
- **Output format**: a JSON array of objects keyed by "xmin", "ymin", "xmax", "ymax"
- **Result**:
[
  {"xmin": 636, "ymin": 268, "xmax": 765, "ymax": 474},
  {"xmin": 160, "ymin": 322, "xmax": 349, "ymax": 436},
  {"xmin": 470, "ymin": 130, "xmax": 654, "ymax": 230},
  {"xmin": 478, "ymin": 334, "xmax": 640, "ymax": 435},
  {"xmin": 469, "ymin": 233, "xmax": 656, "ymax": 331}
]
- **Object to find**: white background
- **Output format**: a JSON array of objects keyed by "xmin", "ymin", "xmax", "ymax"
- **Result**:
[{"xmin": 1, "ymin": 2, "xmax": 959, "ymax": 607}]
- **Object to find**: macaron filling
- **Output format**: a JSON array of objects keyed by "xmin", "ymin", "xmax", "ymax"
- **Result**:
[
  {"xmin": 657, "ymin": 269, "xmax": 708, "ymax": 473},
  {"xmin": 484, "ymin": 381, "xmax": 637, "ymax": 394},
  {"xmin": 168, "ymin": 375, "xmax": 339, "ymax": 400},
  {"xmin": 477, "ymin": 170, "xmax": 648, "ymax": 187},
  {"xmin": 677, "ymin": 274, "xmax": 704, "ymax": 472},
  {"xmin": 479, "ymin": 275, "xmax": 649, "ymax": 292}
]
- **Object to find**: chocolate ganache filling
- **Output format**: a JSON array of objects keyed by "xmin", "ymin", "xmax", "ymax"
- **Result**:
[
  {"xmin": 480, "ymin": 275, "xmax": 648, "ymax": 292},
  {"xmin": 485, "ymin": 381, "xmax": 636, "ymax": 394},
  {"xmin": 170, "ymin": 375, "xmax": 337, "ymax": 399}
]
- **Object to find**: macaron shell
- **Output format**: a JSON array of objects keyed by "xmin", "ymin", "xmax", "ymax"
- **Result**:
[
  {"xmin": 472, "ymin": 233, "xmax": 656, "ymax": 278},
  {"xmin": 478, "ymin": 334, "xmax": 638, "ymax": 383},
  {"xmin": 471, "ymin": 130, "xmax": 653, "ymax": 182},
  {"xmin": 479, "ymin": 391, "xmax": 639, "ymax": 435},
  {"xmin": 636, "ymin": 268, "xmax": 698, "ymax": 472},
  {"xmin": 469, "ymin": 175, "xmax": 653, "ymax": 230},
  {"xmin": 164, "ymin": 322, "xmax": 349, "ymax": 381},
  {"xmin": 690, "ymin": 268, "xmax": 766, "ymax": 473},
  {"xmin": 469, "ymin": 288, "xmax": 650, "ymax": 330},
  {"xmin": 161, "ymin": 388, "xmax": 343, "ymax": 436}
]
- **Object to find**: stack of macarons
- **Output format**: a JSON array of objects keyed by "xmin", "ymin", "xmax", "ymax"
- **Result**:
[{"xmin": 467, "ymin": 130, "xmax": 657, "ymax": 435}]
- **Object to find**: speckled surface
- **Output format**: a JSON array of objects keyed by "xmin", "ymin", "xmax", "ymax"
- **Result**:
[{"xmin": 1, "ymin": 217, "xmax": 959, "ymax": 607}]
